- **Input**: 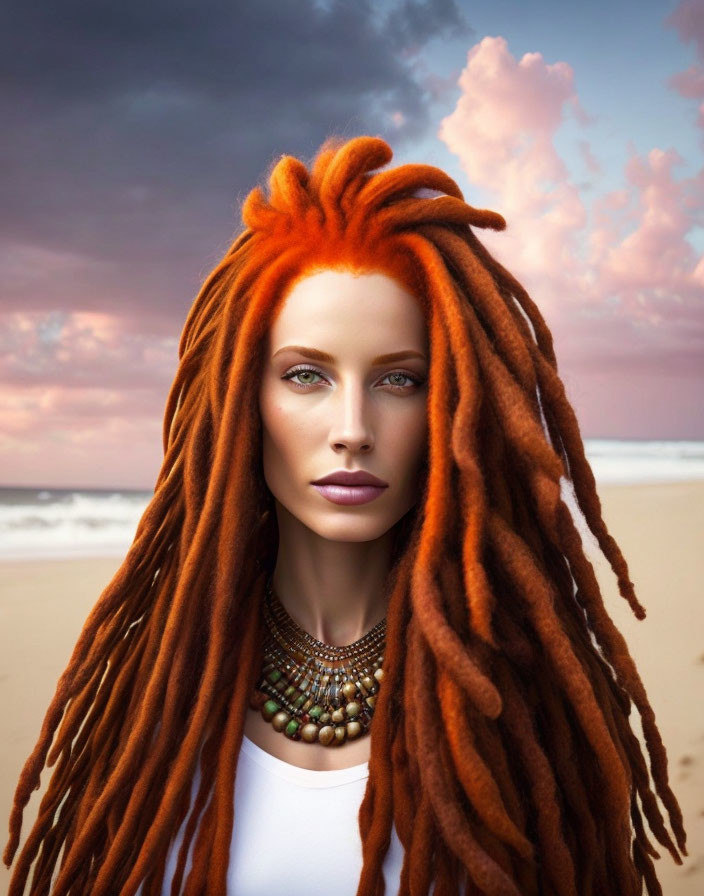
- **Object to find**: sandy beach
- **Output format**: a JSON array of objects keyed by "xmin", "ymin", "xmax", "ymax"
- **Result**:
[{"xmin": 1, "ymin": 480, "xmax": 702, "ymax": 895}]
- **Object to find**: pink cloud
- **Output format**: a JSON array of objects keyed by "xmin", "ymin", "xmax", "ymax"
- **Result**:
[
  {"xmin": 666, "ymin": 0, "xmax": 704, "ymax": 59},
  {"xmin": 593, "ymin": 150, "xmax": 704, "ymax": 317},
  {"xmin": 0, "ymin": 310, "xmax": 178, "ymax": 389},
  {"xmin": 669, "ymin": 63, "xmax": 704, "ymax": 98},
  {"xmin": 439, "ymin": 36, "xmax": 589, "ymax": 312},
  {"xmin": 0, "ymin": 310, "xmax": 179, "ymax": 485},
  {"xmin": 666, "ymin": 2, "xmax": 704, "ymax": 131},
  {"xmin": 437, "ymin": 34, "xmax": 704, "ymax": 384},
  {"xmin": 0, "ymin": 391, "xmax": 164, "ymax": 489},
  {"xmin": 439, "ymin": 36, "xmax": 580, "ymax": 194}
]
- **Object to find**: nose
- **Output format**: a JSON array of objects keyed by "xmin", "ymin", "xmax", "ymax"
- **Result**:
[{"xmin": 329, "ymin": 381, "xmax": 374, "ymax": 453}]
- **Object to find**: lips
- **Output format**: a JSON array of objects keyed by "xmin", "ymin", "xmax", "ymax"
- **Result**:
[{"xmin": 312, "ymin": 470, "xmax": 388, "ymax": 487}]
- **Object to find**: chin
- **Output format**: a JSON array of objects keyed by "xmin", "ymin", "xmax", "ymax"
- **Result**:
[{"xmin": 304, "ymin": 513, "xmax": 399, "ymax": 543}]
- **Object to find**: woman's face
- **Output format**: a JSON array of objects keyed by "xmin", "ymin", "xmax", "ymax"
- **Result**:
[{"xmin": 258, "ymin": 268, "xmax": 429, "ymax": 543}]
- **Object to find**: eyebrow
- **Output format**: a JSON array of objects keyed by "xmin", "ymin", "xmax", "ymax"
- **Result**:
[{"xmin": 272, "ymin": 345, "xmax": 427, "ymax": 364}]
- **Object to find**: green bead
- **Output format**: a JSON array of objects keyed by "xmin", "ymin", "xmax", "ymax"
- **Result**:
[
  {"xmin": 285, "ymin": 719, "xmax": 300, "ymax": 737},
  {"xmin": 309, "ymin": 705, "xmax": 323, "ymax": 720},
  {"xmin": 266, "ymin": 669, "xmax": 283, "ymax": 684},
  {"xmin": 262, "ymin": 700, "xmax": 280, "ymax": 721}
]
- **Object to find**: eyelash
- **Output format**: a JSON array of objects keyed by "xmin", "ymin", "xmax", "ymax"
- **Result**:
[{"xmin": 282, "ymin": 364, "xmax": 425, "ymax": 393}]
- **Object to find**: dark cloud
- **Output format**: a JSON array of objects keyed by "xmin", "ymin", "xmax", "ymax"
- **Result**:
[
  {"xmin": 386, "ymin": 0, "xmax": 471, "ymax": 53},
  {"xmin": 0, "ymin": 0, "xmax": 471, "ymax": 329}
]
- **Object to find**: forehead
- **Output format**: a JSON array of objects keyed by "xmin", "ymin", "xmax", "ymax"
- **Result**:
[{"xmin": 269, "ymin": 268, "xmax": 428, "ymax": 353}]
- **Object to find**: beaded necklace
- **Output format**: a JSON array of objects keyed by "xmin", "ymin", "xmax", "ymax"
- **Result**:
[{"xmin": 249, "ymin": 577, "xmax": 386, "ymax": 746}]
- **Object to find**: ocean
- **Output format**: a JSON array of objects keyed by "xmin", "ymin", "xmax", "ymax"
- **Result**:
[{"xmin": 1, "ymin": 439, "xmax": 702, "ymax": 561}]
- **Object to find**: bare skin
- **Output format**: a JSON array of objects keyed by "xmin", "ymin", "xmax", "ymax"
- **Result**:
[{"xmin": 250, "ymin": 268, "xmax": 429, "ymax": 770}]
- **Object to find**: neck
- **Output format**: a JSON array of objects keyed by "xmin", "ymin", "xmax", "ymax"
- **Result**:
[{"xmin": 270, "ymin": 500, "xmax": 395, "ymax": 647}]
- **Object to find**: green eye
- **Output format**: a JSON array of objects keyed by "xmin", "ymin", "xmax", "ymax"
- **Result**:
[
  {"xmin": 283, "ymin": 365, "xmax": 324, "ymax": 387},
  {"xmin": 282, "ymin": 365, "xmax": 424, "ymax": 392}
]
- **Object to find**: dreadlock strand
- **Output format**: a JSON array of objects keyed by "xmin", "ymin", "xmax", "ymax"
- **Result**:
[
  {"xmin": 584, "ymin": 655, "xmax": 679, "ymax": 866},
  {"xmin": 131, "ymin": 583, "xmax": 243, "ymax": 895},
  {"xmin": 356, "ymin": 160, "xmax": 463, "ymax": 211},
  {"xmin": 96, "ymin": 567, "xmax": 213, "ymax": 893},
  {"xmin": 268, "ymin": 155, "xmax": 311, "ymax": 221},
  {"xmin": 400, "ymin": 232, "xmax": 499, "ymax": 646},
  {"xmin": 531, "ymin": 350, "xmax": 647, "ymax": 618},
  {"xmin": 461, "ymin": 299, "xmax": 564, "ymax": 487},
  {"xmin": 511, "ymin": 608, "xmax": 606, "ymax": 887},
  {"xmin": 437, "ymin": 668, "xmax": 532, "ymax": 858},
  {"xmin": 18, "ymin": 747, "xmax": 76, "ymax": 895},
  {"xmin": 176, "ymin": 228, "xmax": 256, "ymax": 361},
  {"xmin": 170, "ymin": 711, "xmax": 226, "ymax": 896},
  {"xmin": 377, "ymin": 197, "xmax": 504, "ymax": 235},
  {"xmin": 6, "ymin": 553, "xmax": 178, "ymax": 894},
  {"xmin": 391, "ymin": 721, "xmax": 416, "ymax": 856},
  {"xmin": 410, "ymin": 523, "xmax": 501, "ymax": 715},
  {"xmin": 410, "ymin": 279, "xmax": 503, "ymax": 681},
  {"xmin": 4, "ymin": 486, "xmax": 179, "ymax": 870},
  {"xmin": 502, "ymin": 681, "xmax": 580, "ymax": 893},
  {"xmin": 553, "ymin": 501, "xmax": 687, "ymax": 857},
  {"xmin": 418, "ymin": 225, "xmax": 538, "ymax": 396},
  {"xmin": 357, "ymin": 550, "xmax": 416, "ymax": 895},
  {"xmin": 49, "ymin": 376, "xmax": 248, "ymax": 892},
  {"xmin": 407, "ymin": 793, "xmax": 437, "ymax": 896},
  {"xmin": 465, "ymin": 232, "xmax": 559, "ymax": 370},
  {"xmin": 45, "ymin": 626, "xmax": 125, "ymax": 767},
  {"xmin": 317, "ymin": 136, "xmax": 391, "ymax": 225},
  {"xmin": 487, "ymin": 513, "xmax": 635, "ymax": 845},
  {"xmin": 205, "ymin": 581, "xmax": 264, "ymax": 893},
  {"xmin": 436, "ymin": 561, "xmax": 529, "ymax": 854},
  {"xmin": 410, "ymin": 623, "xmax": 521, "ymax": 896},
  {"xmin": 549, "ymin": 573, "xmax": 675, "ymax": 868}
]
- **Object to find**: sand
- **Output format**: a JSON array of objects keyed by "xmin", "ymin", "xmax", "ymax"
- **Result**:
[{"xmin": 1, "ymin": 480, "xmax": 702, "ymax": 895}]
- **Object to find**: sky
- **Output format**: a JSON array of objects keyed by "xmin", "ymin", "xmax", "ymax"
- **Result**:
[{"xmin": 1, "ymin": 0, "xmax": 702, "ymax": 489}]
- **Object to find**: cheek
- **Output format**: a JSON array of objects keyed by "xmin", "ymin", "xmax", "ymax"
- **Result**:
[
  {"xmin": 260, "ymin": 379, "xmax": 287, "ymax": 448},
  {"xmin": 260, "ymin": 389, "xmax": 312, "ymax": 473},
  {"xmin": 265, "ymin": 402, "xmax": 310, "ymax": 449},
  {"xmin": 259, "ymin": 385, "xmax": 286, "ymax": 469},
  {"xmin": 402, "ymin": 403, "xmax": 429, "ymax": 460},
  {"xmin": 379, "ymin": 405, "xmax": 428, "ymax": 487}
]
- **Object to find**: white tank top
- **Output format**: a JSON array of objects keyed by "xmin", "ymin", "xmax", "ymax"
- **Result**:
[{"xmin": 144, "ymin": 734, "xmax": 413, "ymax": 894}]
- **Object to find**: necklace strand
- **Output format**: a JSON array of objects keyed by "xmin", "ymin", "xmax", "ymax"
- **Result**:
[{"xmin": 249, "ymin": 578, "xmax": 386, "ymax": 746}]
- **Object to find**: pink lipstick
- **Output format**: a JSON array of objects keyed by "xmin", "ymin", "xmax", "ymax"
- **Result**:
[{"xmin": 311, "ymin": 469, "xmax": 388, "ymax": 506}]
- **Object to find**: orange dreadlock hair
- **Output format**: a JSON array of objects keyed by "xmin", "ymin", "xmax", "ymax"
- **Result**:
[{"xmin": 4, "ymin": 135, "xmax": 687, "ymax": 896}]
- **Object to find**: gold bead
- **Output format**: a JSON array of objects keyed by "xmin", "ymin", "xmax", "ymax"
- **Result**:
[
  {"xmin": 346, "ymin": 720, "xmax": 362, "ymax": 739},
  {"xmin": 331, "ymin": 708, "xmax": 345, "ymax": 723},
  {"xmin": 301, "ymin": 723, "xmax": 319, "ymax": 743},
  {"xmin": 374, "ymin": 668, "xmax": 384, "ymax": 682},
  {"xmin": 346, "ymin": 701, "xmax": 360, "ymax": 718},
  {"xmin": 342, "ymin": 681, "xmax": 357, "ymax": 700},
  {"xmin": 361, "ymin": 676, "xmax": 374, "ymax": 691},
  {"xmin": 319, "ymin": 712, "xmax": 332, "ymax": 724},
  {"xmin": 272, "ymin": 711, "xmax": 290, "ymax": 732},
  {"xmin": 318, "ymin": 725, "xmax": 335, "ymax": 746},
  {"xmin": 365, "ymin": 695, "xmax": 376, "ymax": 710},
  {"xmin": 334, "ymin": 726, "xmax": 347, "ymax": 745}
]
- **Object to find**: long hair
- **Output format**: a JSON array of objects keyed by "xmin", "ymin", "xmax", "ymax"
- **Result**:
[{"xmin": 4, "ymin": 136, "xmax": 687, "ymax": 895}]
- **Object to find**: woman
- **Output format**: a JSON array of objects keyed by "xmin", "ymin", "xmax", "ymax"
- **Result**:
[{"xmin": 3, "ymin": 135, "xmax": 687, "ymax": 895}]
